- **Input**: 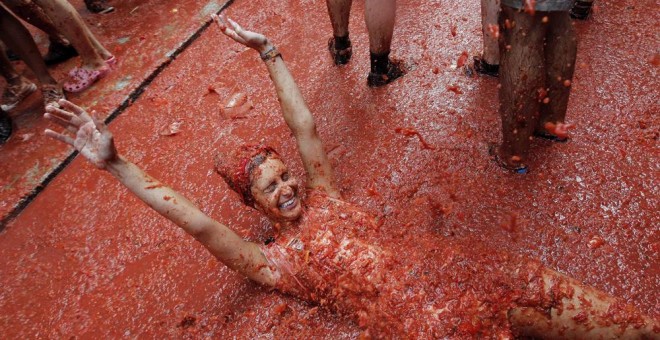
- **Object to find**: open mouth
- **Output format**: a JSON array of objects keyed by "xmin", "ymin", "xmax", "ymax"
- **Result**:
[{"xmin": 279, "ymin": 197, "xmax": 298, "ymax": 211}]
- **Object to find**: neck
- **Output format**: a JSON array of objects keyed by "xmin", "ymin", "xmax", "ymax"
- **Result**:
[{"xmin": 270, "ymin": 217, "xmax": 300, "ymax": 234}]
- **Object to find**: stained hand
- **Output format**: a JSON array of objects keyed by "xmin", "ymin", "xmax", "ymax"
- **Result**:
[
  {"xmin": 44, "ymin": 100, "xmax": 118, "ymax": 169},
  {"xmin": 212, "ymin": 13, "xmax": 272, "ymax": 53}
]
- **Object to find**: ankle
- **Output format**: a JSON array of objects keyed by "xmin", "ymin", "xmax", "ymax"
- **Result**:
[
  {"xmin": 482, "ymin": 57, "xmax": 499, "ymax": 66},
  {"xmin": 499, "ymin": 148, "xmax": 525, "ymax": 167},
  {"xmin": 370, "ymin": 51, "xmax": 391, "ymax": 74},
  {"xmin": 333, "ymin": 34, "xmax": 350, "ymax": 50},
  {"xmin": 83, "ymin": 61, "xmax": 107, "ymax": 70}
]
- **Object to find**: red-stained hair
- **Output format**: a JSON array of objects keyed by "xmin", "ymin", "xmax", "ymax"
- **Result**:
[{"xmin": 215, "ymin": 144, "xmax": 281, "ymax": 207}]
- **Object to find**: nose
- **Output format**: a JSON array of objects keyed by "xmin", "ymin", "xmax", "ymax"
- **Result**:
[{"xmin": 280, "ymin": 184, "xmax": 293, "ymax": 198}]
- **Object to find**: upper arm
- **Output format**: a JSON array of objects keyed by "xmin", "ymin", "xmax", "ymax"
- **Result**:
[
  {"xmin": 263, "ymin": 57, "xmax": 340, "ymax": 198},
  {"xmin": 187, "ymin": 214, "xmax": 277, "ymax": 286}
]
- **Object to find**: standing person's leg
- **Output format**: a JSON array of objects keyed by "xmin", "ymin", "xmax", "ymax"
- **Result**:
[
  {"xmin": 473, "ymin": 0, "xmax": 500, "ymax": 76},
  {"xmin": 2, "ymin": 0, "xmax": 78, "ymax": 65},
  {"xmin": 536, "ymin": 11, "xmax": 577, "ymax": 141},
  {"xmin": 326, "ymin": 0, "xmax": 353, "ymax": 65},
  {"xmin": 365, "ymin": 0, "xmax": 405, "ymax": 87},
  {"xmin": 492, "ymin": 6, "xmax": 545, "ymax": 172},
  {"xmin": 571, "ymin": 0, "xmax": 594, "ymax": 20},
  {"xmin": 0, "ymin": 7, "xmax": 63, "ymax": 109},
  {"xmin": 510, "ymin": 267, "xmax": 658, "ymax": 338},
  {"xmin": 31, "ymin": 0, "xmax": 114, "ymax": 92},
  {"xmin": 0, "ymin": 40, "xmax": 37, "ymax": 111}
]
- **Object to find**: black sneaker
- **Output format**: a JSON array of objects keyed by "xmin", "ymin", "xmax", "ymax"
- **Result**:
[
  {"xmin": 44, "ymin": 39, "xmax": 78, "ymax": 65},
  {"xmin": 0, "ymin": 110, "xmax": 13, "ymax": 145},
  {"xmin": 570, "ymin": 1, "xmax": 593, "ymax": 20},
  {"xmin": 367, "ymin": 59, "xmax": 406, "ymax": 88}
]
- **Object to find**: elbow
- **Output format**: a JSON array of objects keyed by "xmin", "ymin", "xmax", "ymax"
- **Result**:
[{"xmin": 184, "ymin": 215, "xmax": 215, "ymax": 239}]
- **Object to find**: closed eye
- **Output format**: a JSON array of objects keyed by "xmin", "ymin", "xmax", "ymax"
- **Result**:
[
  {"xmin": 282, "ymin": 172, "xmax": 289, "ymax": 181},
  {"xmin": 265, "ymin": 182, "xmax": 276, "ymax": 193}
]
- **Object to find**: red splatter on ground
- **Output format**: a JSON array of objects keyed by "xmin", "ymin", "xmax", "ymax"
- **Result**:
[
  {"xmin": 447, "ymin": 84, "xmax": 463, "ymax": 94},
  {"xmin": 0, "ymin": 0, "xmax": 657, "ymax": 338},
  {"xmin": 395, "ymin": 127, "xmax": 436, "ymax": 150},
  {"xmin": 457, "ymin": 51, "xmax": 469, "ymax": 68}
]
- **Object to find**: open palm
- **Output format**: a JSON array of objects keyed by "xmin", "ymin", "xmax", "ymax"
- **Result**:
[
  {"xmin": 212, "ymin": 13, "xmax": 271, "ymax": 53},
  {"xmin": 44, "ymin": 100, "xmax": 118, "ymax": 169}
]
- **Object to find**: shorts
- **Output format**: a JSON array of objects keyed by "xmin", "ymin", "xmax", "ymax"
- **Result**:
[{"xmin": 501, "ymin": 0, "xmax": 573, "ymax": 11}]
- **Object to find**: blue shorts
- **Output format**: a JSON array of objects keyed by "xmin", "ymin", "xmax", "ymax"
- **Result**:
[{"xmin": 501, "ymin": 0, "xmax": 573, "ymax": 11}]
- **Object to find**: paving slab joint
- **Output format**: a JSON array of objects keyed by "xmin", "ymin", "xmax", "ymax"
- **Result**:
[{"xmin": 0, "ymin": 0, "xmax": 235, "ymax": 231}]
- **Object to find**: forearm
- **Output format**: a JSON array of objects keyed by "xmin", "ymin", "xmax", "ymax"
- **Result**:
[
  {"xmin": 262, "ymin": 48, "xmax": 315, "ymax": 135},
  {"xmin": 104, "ymin": 156, "xmax": 276, "ymax": 285},
  {"xmin": 106, "ymin": 156, "xmax": 206, "ymax": 234}
]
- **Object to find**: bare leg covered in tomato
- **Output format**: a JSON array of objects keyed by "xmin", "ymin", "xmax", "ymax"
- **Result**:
[{"xmin": 511, "ymin": 267, "xmax": 657, "ymax": 339}]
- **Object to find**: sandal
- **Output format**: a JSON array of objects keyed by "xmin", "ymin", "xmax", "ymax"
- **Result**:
[
  {"xmin": 570, "ymin": 1, "xmax": 593, "ymax": 20},
  {"xmin": 0, "ymin": 110, "xmax": 12, "ymax": 145},
  {"xmin": 468, "ymin": 56, "xmax": 499, "ymax": 77},
  {"xmin": 64, "ymin": 66, "xmax": 110, "ymax": 93},
  {"xmin": 41, "ymin": 84, "xmax": 65, "ymax": 109},
  {"xmin": 1, "ymin": 76, "xmax": 37, "ymax": 111},
  {"xmin": 84, "ymin": 0, "xmax": 115, "ymax": 14},
  {"xmin": 367, "ymin": 59, "xmax": 407, "ymax": 88},
  {"xmin": 488, "ymin": 144, "xmax": 528, "ymax": 174},
  {"xmin": 105, "ymin": 55, "xmax": 117, "ymax": 68},
  {"xmin": 328, "ymin": 37, "xmax": 352, "ymax": 65}
]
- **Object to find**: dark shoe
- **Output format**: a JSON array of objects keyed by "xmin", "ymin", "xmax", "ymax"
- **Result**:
[
  {"xmin": 488, "ymin": 144, "xmax": 528, "ymax": 174},
  {"xmin": 6, "ymin": 49, "xmax": 20, "ymax": 62},
  {"xmin": 0, "ymin": 110, "xmax": 12, "ymax": 145},
  {"xmin": 533, "ymin": 131, "xmax": 569, "ymax": 143},
  {"xmin": 84, "ymin": 0, "xmax": 115, "ymax": 14},
  {"xmin": 470, "ymin": 56, "xmax": 499, "ymax": 77},
  {"xmin": 1, "ymin": 76, "xmax": 37, "ymax": 111},
  {"xmin": 328, "ymin": 37, "xmax": 352, "ymax": 65},
  {"xmin": 41, "ymin": 84, "xmax": 65, "ymax": 109},
  {"xmin": 367, "ymin": 59, "xmax": 406, "ymax": 88},
  {"xmin": 570, "ymin": 1, "xmax": 593, "ymax": 20},
  {"xmin": 44, "ymin": 40, "xmax": 78, "ymax": 65}
]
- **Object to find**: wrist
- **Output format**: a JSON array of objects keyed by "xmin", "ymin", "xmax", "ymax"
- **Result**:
[
  {"xmin": 258, "ymin": 43, "xmax": 274, "ymax": 54},
  {"xmin": 106, "ymin": 155, "xmax": 128, "ymax": 175},
  {"xmin": 259, "ymin": 45, "xmax": 281, "ymax": 62}
]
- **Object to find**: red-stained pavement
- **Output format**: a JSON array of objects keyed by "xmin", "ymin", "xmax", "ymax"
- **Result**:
[
  {"xmin": 0, "ymin": 0, "xmax": 658, "ymax": 337},
  {"xmin": 0, "ymin": 0, "xmax": 229, "ymax": 221}
]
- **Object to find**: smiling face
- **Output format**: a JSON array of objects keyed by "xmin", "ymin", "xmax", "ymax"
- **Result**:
[{"xmin": 250, "ymin": 157, "xmax": 302, "ymax": 222}]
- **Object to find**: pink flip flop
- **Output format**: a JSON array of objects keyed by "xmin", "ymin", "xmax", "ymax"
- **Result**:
[
  {"xmin": 105, "ymin": 55, "xmax": 117, "ymax": 68},
  {"xmin": 63, "ymin": 66, "xmax": 110, "ymax": 93}
]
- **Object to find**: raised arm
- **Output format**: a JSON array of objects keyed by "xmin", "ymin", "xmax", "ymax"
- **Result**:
[
  {"xmin": 213, "ymin": 14, "xmax": 340, "ymax": 198},
  {"xmin": 43, "ymin": 100, "xmax": 276, "ymax": 286}
]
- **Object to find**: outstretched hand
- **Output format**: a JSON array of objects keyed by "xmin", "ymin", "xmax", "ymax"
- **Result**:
[
  {"xmin": 44, "ymin": 100, "xmax": 118, "ymax": 169},
  {"xmin": 212, "ymin": 12, "xmax": 272, "ymax": 53}
]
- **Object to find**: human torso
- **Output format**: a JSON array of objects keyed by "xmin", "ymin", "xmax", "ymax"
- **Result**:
[{"xmin": 260, "ymin": 190, "xmax": 542, "ymax": 339}]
